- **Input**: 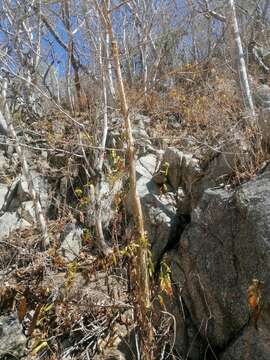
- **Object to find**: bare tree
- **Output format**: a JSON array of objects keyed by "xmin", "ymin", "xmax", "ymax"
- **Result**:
[
  {"xmin": 228, "ymin": 0, "xmax": 256, "ymax": 119},
  {"xmin": 99, "ymin": 1, "xmax": 154, "ymax": 358}
]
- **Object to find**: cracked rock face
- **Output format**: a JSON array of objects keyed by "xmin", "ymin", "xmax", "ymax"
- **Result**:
[
  {"xmin": 127, "ymin": 153, "xmax": 181, "ymax": 265},
  {"xmin": 0, "ymin": 313, "xmax": 27, "ymax": 358},
  {"xmin": 170, "ymin": 170, "xmax": 270, "ymax": 358}
]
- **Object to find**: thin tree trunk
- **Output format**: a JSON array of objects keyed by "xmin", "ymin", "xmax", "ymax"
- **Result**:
[
  {"xmin": 123, "ymin": 16, "xmax": 133, "ymax": 87},
  {"xmin": 102, "ymin": 2, "xmax": 153, "ymax": 358},
  {"xmin": 105, "ymin": 9, "xmax": 115, "ymax": 99},
  {"xmin": 187, "ymin": 0, "xmax": 199, "ymax": 63},
  {"xmin": 94, "ymin": 38, "xmax": 111, "ymax": 255},
  {"xmin": 66, "ymin": 46, "xmax": 74, "ymax": 113},
  {"xmin": 63, "ymin": 0, "xmax": 83, "ymax": 112},
  {"xmin": 71, "ymin": 46, "xmax": 83, "ymax": 112},
  {"xmin": 228, "ymin": 0, "xmax": 256, "ymax": 120}
]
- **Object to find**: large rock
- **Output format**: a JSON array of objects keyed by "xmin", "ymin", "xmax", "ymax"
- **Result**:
[
  {"xmin": 1, "ymin": 174, "xmax": 48, "ymax": 213},
  {"xmin": 255, "ymin": 84, "xmax": 270, "ymax": 144},
  {"xmin": 153, "ymin": 147, "xmax": 203, "ymax": 212},
  {"xmin": 0, "ymin": 152, "xmax": 9, "ymax": 182},
  {"xmin": 0, "ymin": 211, "xmax": 32, "ymax": 238},
  {"xmin": 108, "ymin": 113, "xmax": 154, "ymax": 155},
  {"xmin": 0, "ymin": 111, "xmax": 8, "ymax": 136},
  {"xmin": 153, "ymin": 147, "xmax": 202, "ymax": 192},
  {"xmin": 220, "ymin": 323, "xmax": 270, "ymax": 360},
  {"xmin": 258, "ymin": 108, "xmax": 270, "ymax": 143},
  {"xmin": 128, "ymin": 154, "xmax": 181, "ymax": 265},
  {"xmin": 170, "ymin": 171, "xmax": 270, "ymax": 357},
  {"xmin": 254, "ymin": 84, "xmax": 270, "ymax": 108},
  {"xmin": 0, "ymin": 313, "xmax": 27, "ymax": 358},
  {"xmin": 0, "ymin": 173, "xmax": 48, "ymax": 238},
  {"xmin": 60, "ymin": 222, "xmax": 83, "ymax": 262},
  {"xmin": 191, "ymin": 135, "xmax": 249, "ymax": 208},
  {"xmin": 144, "ymin": 191, "xmax": 181, "ymax": 265},
  {"xmin": 0, "ymin": 183, "xmax": 8, "ymax": 209},
  {"xmin": 86, "ymin": 177, "xmax": 123, "ymax": 229}
]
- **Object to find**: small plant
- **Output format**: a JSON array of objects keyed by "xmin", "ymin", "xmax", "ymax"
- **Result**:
[
  {"xmin": 159, "ymin": 258, "xmax": 173, "ymax": 298},
  {"xmin": 160, "ymin": 161, "xmax": 170, "ymax": 192},
  {"xmin": 64, "ymin": 261, "xmax": 78, "ymax": 289}
]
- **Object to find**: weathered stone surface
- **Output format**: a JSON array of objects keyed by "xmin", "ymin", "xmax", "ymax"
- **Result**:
[
  {"xmin": 176, "ymin": 187, "xmax": 190, "ymax": 215},
  {"xmin": 0, "ymin": 183, "xmax": 8, "ymax": 209},
  {"xmin": 156, "ymin": 279, "xmax": 206, "ymax": 360},
  {"xmin": 136, "ymin": 153, "xmax": 159, "ymax": 179},
  {"xmin": 220, "ymin": 323, "xmax": 270, "ymax": 360},
  {"xmin": 254, "ymin": 84, "xmax": 270, "ymax": 108},
  {"xmin": 0, "ymin": 111, "xmax": 8, "ymax": 136},
  {"xmin": 0, "ymin": 211, "xmax": 31, "ymax": 238},
  {"xmin": 0, "ymin": 313, "xmax": 27, "ymax": 358},
  {"xmin": 131, "ymin": 114, "xmax": 153, "ymax": 154},
  {"xmin": 0, "ymin": 152, "xmax": 9, "ymax": 182},
  {"xmin": 171, "ymin": 171, "xmax": 270, "ymax": 356},
  {"xmin": 158, "ymin": 147, "xmax": 183, "ymax": 190},
  {"xmin": 153, "ymin": 147, "xmax": 202, "ymax": 192},
  {"xmin": 108, "ymin": 113, "xmax": 153, "ymax": 155},
  {"xmin": 128, "ymin": 154, "xmax": 180, "ymax": 265},
  {"xmin": 258, "ymin": 108, "xmax": 270, "ymax": 143},
  {"xmin": 87, "ymin": 177, "xmax": 123, "ymax": 229},
  {"xmin": 144, "ymin": 191, "xmax": 180, "ymax": 265},
  {"xmin": 17, "ymin": 201, "xmax": 36, "ymax": 225},
  {"xmin": 191, "ymin": 135, "xmax": 249, "ymax": 208},
  {"xmin": 1, "ymin": 174, "xmax": 48, "ymax": 213},
  {"xmin": 128, "ymin": 154, "xmax": 161, "ymax": 208},
  {"xmin": 60, "ymin": 223, "xmax": 83, "ymax": 261}
]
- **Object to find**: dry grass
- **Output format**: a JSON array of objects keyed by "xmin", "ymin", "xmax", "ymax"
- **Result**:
[{"xmin": 126, "ymin": 60, "xmax": 270, "ymax": 186}]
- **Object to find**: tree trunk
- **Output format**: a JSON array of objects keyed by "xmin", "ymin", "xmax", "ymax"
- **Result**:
[
  {"xmin": 63, "ymin": 0, "xmax": 83, "ymax": 112},
  {"xmin": 102, "ymin": 2, "xmax": 153, "ymax": 358},
  {"xmin": 228, "ymin": 0, "xmax": 256, "ymax": 120},
  {"xmin": 94, "ymin": 38, "xmax": 111, "ymax": 255}
]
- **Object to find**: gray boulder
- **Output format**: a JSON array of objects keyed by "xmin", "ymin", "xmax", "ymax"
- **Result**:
[
  {"xmin": 0, "ymin": 111, "xmax": 8, "ymax": 136},
  {"xmin": 60, "ymin": 223, "xmax": 83, "ymax": 262},
  {"xmin": 128, "ymin": 154, "xmax": 180, "ymax": 265},
  {"xmin": 0, "ymin": 173, "xmax": 49, "ymax": 238},
  {"xmin": 258, "ymin": 108, "xmax": 270, "ymax": 143},
  {"xmin": 254, "ymin": 84, "xmax": 270, "ymax": 108},
  {"xmin": 191, "ymin": 135, "xmax": 249, "ymax": 208},
  {"xmin": 0, "ymin": 211, "xmax": 32, "ymax": 238},
  {"xmin": 0, "ymin": 183, "xmax": 8, "ymax": 209},
  {"xmin": 131, "ymin": 114, "xmax": 153, "ymax": 154},
  {"xmin": 144, "ymin": 191, "xmax": 180, "ymax": 265},
  {"xmin": 86, "ymin": 177, "xmax": 123, "ymax": 229},
  {"xmin": 136, "ymin": 153, "xmax": 160, "ymax": 179},
  {"xmin": 0, "ymin": 152, "xmax": 9, "ymax": 181},
  {"xmin": 254, "ymin": 84, "xmax": 270, "ymax": 143},
  {"xmin": 153, "ymin": 147, "xmax": 202, "ymax": 192},
  {"xmin": 170, "ymin": 170, "xmax": 270, "ymax": 357},
  {"xmin": 1, "ymin": 174, "xmax": 48, "ymax": 213},
  {"xmin": 108, "ymin": 113, "xmax": 153, "ymax": 155},
  {"xmin": 220, "ymin": 324, "xmax": 270, "ymax": 360},
  {"xmin": 0, "ymin": 313, "xmax": 27, "ymax": 358}
]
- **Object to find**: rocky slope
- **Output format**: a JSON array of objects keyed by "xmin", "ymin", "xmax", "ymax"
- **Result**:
[{"xmin": 1, "ymin": 99, "xmax": 270, "ymax": 358}]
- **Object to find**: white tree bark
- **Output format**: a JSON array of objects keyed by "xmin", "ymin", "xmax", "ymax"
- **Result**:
[
  {"xmin": 93, "ymin": 38, "xmax": 111, "ymax": 255},
  {"xmin": 228, "ymin": 0, "xmax": 256, "ymax": 120},
  {"xmin": 105, "ymin": 20, "xmax": 115, "ymax": 98}
]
